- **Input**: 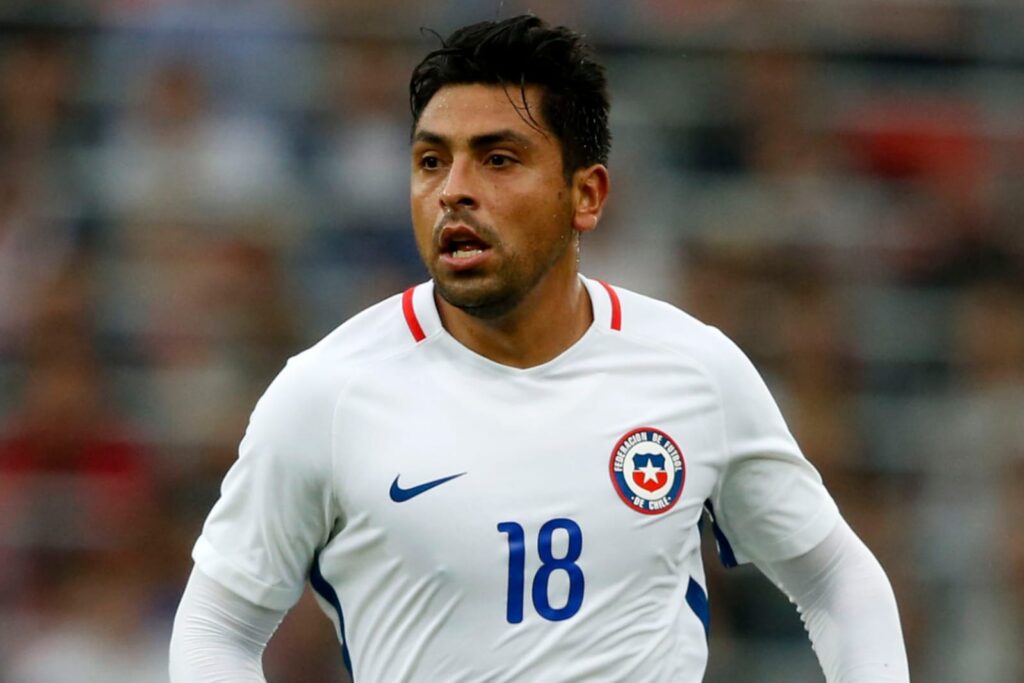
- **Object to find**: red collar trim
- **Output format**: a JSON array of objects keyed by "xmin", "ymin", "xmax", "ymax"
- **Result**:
[
  {"xmin": 403, "ymin": 279, "xmax": 621, "ymax": 342},
  {"xmin": 402, "ymin": 287, "xmax": 426, "ymax": 342},
  {"xmin": 596, "ymin": 280, "xmax": 622, "ymax": 331}
]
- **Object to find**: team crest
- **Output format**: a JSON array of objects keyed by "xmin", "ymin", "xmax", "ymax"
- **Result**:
[{"xmin": 609, "ymin": 427, "xmax": 686, "ymax": 515}]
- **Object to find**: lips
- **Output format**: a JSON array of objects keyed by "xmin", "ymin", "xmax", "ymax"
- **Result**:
[
  {"xmin": 439, "ymin": 224, "xmax": 490, "ymax": 254},
  {"xmin": 438, "ymin": 224, "xmax": 492, "ymax": 271}
]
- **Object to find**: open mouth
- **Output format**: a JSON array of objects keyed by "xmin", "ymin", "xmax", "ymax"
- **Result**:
[
  {"xmin": 439, "ymin": 225, "xmax": 491, "ymax": 260},
  {"xmin": 449, "ymin": 240, "xmax": 487, "ymax": 259}
]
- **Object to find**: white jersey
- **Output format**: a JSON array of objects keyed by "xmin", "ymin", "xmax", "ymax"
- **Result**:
[{"xmin": 193, "ymin": 276, "xmax": 840, "ymax": 682}]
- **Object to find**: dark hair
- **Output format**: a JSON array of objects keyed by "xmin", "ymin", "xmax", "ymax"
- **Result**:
[{"xmin": 409, "ymin": 14, "xmax": 611, "ymax": 178}]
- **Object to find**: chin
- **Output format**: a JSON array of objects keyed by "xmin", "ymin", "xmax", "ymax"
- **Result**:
[{"xmin": 434, "ymin": 277, "xmax": 524, "ymax": 320}]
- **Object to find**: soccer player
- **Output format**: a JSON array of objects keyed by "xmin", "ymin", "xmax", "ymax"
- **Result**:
[{"xmin": 169, "ymin": 15, "xmax": 910, "ymax": 682}]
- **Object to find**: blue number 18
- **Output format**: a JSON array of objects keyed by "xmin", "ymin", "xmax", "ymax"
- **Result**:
[{"xmin": 497, "ymin": 518, "xmax": 585, "ymax": 624}]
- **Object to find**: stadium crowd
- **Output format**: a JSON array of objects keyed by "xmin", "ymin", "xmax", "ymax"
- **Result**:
[{"xmin": 1, "ymin": 1, "xmax": 1022, "ymax": 681}]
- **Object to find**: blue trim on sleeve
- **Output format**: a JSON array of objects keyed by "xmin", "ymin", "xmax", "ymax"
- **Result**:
[
  {"xmin": 704, "ymin": 500, "xmax": 739, "ymax": 568},
  {"xmin": 685, "ymin": 577, "xmax": 710, "ymax": 640},
  {"xmin": 310, "ymin": 550, "xmax": 353, "ymax": 679}
]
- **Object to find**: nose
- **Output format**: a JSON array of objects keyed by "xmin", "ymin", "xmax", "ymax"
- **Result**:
[{"xmin": 439, "ymin": 157, "xmax": 478, "ymax": 212}]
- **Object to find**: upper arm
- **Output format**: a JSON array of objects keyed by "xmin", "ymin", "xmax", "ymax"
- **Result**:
[
  {"xmin": 193, "ymin": 356, "xmax": 341, "ymax": 610},
  {"xmin": 704, "ymin": 329, "xmax": 840, "ymax": 566}
]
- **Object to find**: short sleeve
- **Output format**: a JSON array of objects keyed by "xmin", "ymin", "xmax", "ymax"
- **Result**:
[
  {"xmin": 192, "ymin": 356, "xmax": 340, "ymax": 610},
  {"xmin": 704, "ymin": 329, "xmax": 840, "ymax": 566}
]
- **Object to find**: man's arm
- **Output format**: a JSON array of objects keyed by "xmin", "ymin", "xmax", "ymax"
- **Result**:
[
  {"xmin": 757, "ymin": 518, "xmax": 910, "ymax": 683},
  {"xmin": 172, "ymin": 353, "xmax": 342, "ymax": 680},
  {"xmin": 169, "ymin": 567, "xmax": 286, "ymax": 682},
  {"xmin": 698, "ymin": 328, "xmax": 908, "ymax": 679}
]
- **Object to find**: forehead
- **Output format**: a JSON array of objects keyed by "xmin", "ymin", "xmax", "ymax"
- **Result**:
[{"xmin": 414, "ymin": 83, "xmax": 550, "ymax": 142}]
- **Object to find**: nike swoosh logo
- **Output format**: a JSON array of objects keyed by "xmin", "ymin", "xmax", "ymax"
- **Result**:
[{"xmin": 389, "ymin": 473, "xmax": 466, "ymax": 503}]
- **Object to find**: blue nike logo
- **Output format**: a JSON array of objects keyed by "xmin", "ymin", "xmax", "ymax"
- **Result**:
[{"xmin": 389, "ymin": 473, "xmax": 466, "ymax": 502}]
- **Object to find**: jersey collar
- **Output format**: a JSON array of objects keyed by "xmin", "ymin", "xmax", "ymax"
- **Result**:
[{"xmin": 402, "ymin": 275, "xmax": 621, "ymax": 345}]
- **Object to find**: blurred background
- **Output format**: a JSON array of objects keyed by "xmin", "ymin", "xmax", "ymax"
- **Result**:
[{"xmin": 0, "ymin": 0, "xmax": 1022, "ymax": 681}]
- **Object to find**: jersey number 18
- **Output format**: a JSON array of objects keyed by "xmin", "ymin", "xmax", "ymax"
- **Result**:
[{"xmin": 497, "ymin": 518, "xmax": 585, "ymax": 624}]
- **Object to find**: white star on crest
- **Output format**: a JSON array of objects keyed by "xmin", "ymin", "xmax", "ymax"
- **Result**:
[{"xmin": 638, "ymin": 460, "xmax": 663, "ymax": 483}]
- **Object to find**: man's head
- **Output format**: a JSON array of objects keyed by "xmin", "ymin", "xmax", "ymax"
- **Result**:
[
  {"xmin": 408, "ymin": 15, "xmax": 612, "ymax": 320},
  {"xmin": 410, "ymin": 14, "xmax": 611, "ymax": 180}
]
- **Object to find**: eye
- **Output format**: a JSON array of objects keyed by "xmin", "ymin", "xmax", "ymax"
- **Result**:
[
  {"xmin": 419, "ymin": 154, "xmax": 441, "ymax": 170},
  {"xmin": 485, "ymin": 153, "xmax": 516, "ymax": 168}
]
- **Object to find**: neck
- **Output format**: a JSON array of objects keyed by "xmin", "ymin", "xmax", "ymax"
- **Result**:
[{"xmin": 435, "ymin": 260, "xmax": 593, "ymax": 369}]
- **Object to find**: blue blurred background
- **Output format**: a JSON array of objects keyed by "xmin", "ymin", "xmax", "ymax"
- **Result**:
[{"xmin": 0, "ymin": 1, "xmax": 1022, "ymax": 681}]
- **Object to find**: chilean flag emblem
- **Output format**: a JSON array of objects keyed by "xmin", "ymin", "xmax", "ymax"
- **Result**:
[
  {"xmin": 609, "ymin": 427, "xmax": 686, "ymax": 515},
  {"xmin": 632, "ymin": 453, "xmax": 668, "ymax": 492}
]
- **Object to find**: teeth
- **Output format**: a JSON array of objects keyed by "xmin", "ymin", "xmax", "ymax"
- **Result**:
[{"xmin": 451, "ymin": 249, "xmax": 483, "ymax": 259}]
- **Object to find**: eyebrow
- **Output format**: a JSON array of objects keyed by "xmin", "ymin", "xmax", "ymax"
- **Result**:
[{"xmin": 412, "ymin": 129, "xmax": 533, "ymax": 151}]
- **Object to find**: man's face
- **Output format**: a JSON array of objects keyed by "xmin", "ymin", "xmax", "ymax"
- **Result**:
[{"xmin": 410, "ymin": 84, "xmax": 576, "ymax": 319}]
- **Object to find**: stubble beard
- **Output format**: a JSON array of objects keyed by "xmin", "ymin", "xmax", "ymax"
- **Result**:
[{"xmin": 431, "ymin": 226, "xmax": 575, "ymax": 321}]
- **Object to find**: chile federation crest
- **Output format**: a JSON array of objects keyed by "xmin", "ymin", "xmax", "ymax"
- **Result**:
[{"xmin": 609, "ymin": 427, "xmax": 686, "ymax": 515}]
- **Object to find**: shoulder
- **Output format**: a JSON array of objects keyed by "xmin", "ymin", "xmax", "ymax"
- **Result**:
[
  {"xmin": 251, "ymin": 288, "xmax": 420, "ymax": 429},
  {"xmin": 300, "ymin": 288, "xmax": 422, "ymax": 370},
  {"xmin": 283, "ymin": 287, "xmax": 421, "ymax": 383},
  {"xmin": 602, "ymin": 281, "xmax": 749, "ymax": 375}
]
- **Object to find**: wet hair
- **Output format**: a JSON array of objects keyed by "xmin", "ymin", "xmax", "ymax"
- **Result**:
[{"xmin": 409, "ymin": 14, "xmax": 611, "ymax": 179}]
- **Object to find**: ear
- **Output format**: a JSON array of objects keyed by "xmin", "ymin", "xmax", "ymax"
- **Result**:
[{"xmin": 571, "ymin": 164, "xmax": 610, "ymax": 234}]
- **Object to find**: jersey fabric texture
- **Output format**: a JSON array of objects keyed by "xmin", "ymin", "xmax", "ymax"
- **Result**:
[{"xmin": 193, "ymin": 276, "xmax": 840, "ymax": 683}]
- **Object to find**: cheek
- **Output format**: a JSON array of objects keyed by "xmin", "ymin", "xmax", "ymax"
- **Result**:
[
  {"xmin": 410, "ymin": 183, "xmax": 436, "ymax": 221},
  {"xmin": 410, "ymin": 179, "xmax": 429, "ymax": 207},
  {"xmin": 409, "ymin": 197, "xmax": 436, "ymax": 251}
]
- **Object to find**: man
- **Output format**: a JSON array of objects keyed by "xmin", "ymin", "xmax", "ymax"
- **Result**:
[{"xmin": 170, "ymin": 15, "xmax": 910, "ymax": 682}]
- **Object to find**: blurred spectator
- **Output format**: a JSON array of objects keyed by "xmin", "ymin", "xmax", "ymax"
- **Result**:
[
  {"xmin": 0, "ymin": 32, "xmax": 76, "ymax": 156},
  {"xmin": 1001, "ymin": 458, "xmax": 1024, "ymax": 682},
  {"xmin": 97, "ymin": 58, "xmax": 302, "ymax": 229},
  {"xmin": 913, "ymin": 276, "xmax": 1024, "ymax": 683},
  {"xmin": 0, "ymin": 33, "xmax": 87, "ymax": 357},
  {"xmin": 89, "ymin": 41, "xmax": 308, "ymax": 461},
  {"xmin": 0, "ymin": 161, "xmax": 79, "ymax": 358},
  {"xmin": 300, "ymin": 38, "xmax": 425, "ymax": 330},
  {"xmin": 0, "ymin": 256, "xmax": 179, "ymax": 683},
  {"xmin": 312, "ymin": 39, "xmax": 412, "ymax": 235},
  {"xmin": 771, "ymin": 272, "xmax": 859, "ymax": 489},
  {"xmin": 95, "ymin": 0, "xmax": 314, "ymax": 114},
  {"xmin": 0, "ymin": 261, "xmax": 155, "ymax": 605},
  {"xmin": 5, "ymin": 553, "xmax": 170, "ymax": 683},
  {"xmin": 100, "ymin": 220, "xmax": 302, "ymax": 456}
]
